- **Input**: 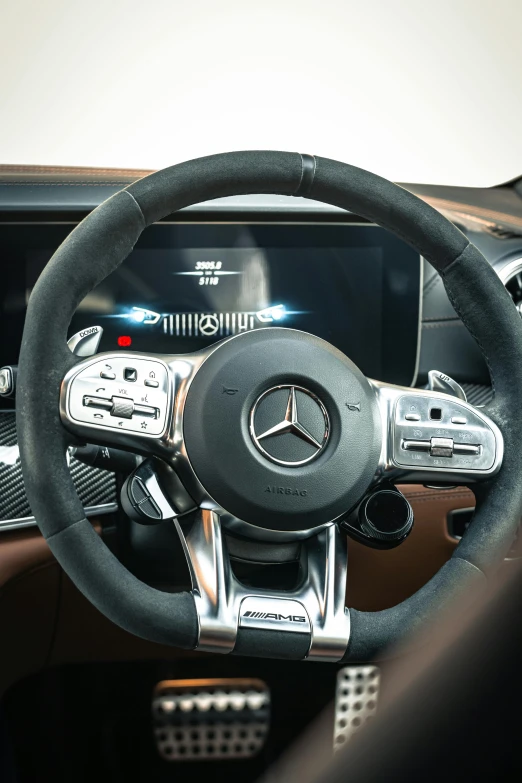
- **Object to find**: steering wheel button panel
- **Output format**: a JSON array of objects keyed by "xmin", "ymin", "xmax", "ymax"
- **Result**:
[
  {"xmin": 64, "ymin": 354, "xmax": 169, "ymax": 437},
  {"xmin": 391, "ymin": 393, "xmax": 498, "ymax": 474}
]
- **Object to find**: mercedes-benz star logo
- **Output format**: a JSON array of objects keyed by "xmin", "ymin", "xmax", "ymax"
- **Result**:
[{"xmin": 250, "ymin": 385, "xmax": 330, "ymax": 466}]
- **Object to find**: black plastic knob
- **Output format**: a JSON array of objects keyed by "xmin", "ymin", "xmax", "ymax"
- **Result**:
[
  {"xmin": 120, "ymin": 458, "xmax": 196, "ymax": 525},
  {"xmin": 121, "ymin": 459, "xmax": 174, "ymax": 525},
  {"xmin": 359, "ymin": 489, "xmax": 413, "ymax": 543}
]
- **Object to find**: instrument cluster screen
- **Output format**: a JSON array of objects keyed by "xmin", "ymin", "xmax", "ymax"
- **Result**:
[{"xmin": 1, "ymin": 223, "xmax": 421, "ymax": 386}]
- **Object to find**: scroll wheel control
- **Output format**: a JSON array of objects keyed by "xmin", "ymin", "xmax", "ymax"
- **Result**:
[
  {"xmin": 111, "ymin": 396, "xmax": 134, "ymax": 419},
  {"xmin": 83, "ymin": 395, "xmax": 158, "ymax": 419}
]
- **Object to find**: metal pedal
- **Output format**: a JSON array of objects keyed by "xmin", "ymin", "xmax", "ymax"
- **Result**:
[
  {"xmin": 334, "ymin": 665, "xmax": 380, "ymax": 749},
  {"xmin": 152, "ymin": 678, "xmax": 270, "ymax": 761}
]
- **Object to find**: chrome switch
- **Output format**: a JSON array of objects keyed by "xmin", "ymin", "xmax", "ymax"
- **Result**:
[
  {"xmin": 134, "ymin": 403, "xmax": 159, "ymax": 418},
  {"xmin": 402, "ymin": 439, "xmax": 431, "ymax": 452},
  {"xmin": 67, "ymin": 326, "xmax": 103, "ymax": 357},
  {"xmin": 0, "ymin": 366, "xmax": 16, "ymax": 397},
  {"xmin": 454, "ymin": 443, "xmax": 481, "ymax": 456},
  {"xmin": 427, "ymin": 370, "xmax": 467, "ymax": 402},
  {"xmin": 402, "ymin": 437, "xmax": 481, "ymax": 459},
  {"xmin": 402, "ymin": 437, "xmax": 455, "ymax": 458},
  {"xmin": 83, "ymin": 395, "xmax": 113, "ymax": 411}
]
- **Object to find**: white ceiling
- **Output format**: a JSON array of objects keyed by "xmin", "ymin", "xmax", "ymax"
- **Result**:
[{"xmin": 1, "ymin": 0, "xmax": 521, "ymax": 186}]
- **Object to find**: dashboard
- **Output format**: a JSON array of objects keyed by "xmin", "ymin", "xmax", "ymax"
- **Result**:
[{"xmin": 1, "ymin": 223, "xmax": 420, "ymax": 386}]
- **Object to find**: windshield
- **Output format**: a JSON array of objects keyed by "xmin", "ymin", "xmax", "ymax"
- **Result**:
[{"xmin": 1, "ymin": 0, "xmax": 520, "ymax": 187}]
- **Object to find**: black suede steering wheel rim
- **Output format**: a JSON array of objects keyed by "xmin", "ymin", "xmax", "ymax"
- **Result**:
[{"xmin": 16, "ymin": 151, "xmax": 522, "ymax": 661}]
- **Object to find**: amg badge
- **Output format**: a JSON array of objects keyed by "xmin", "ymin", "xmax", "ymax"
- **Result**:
[
  {"xmin": 242, "ymin": 611, "xmax": 307, "ymax": 623},
  {"xmin": 239, "ymin": 596, "xmax": 311, "ymax": 634}
]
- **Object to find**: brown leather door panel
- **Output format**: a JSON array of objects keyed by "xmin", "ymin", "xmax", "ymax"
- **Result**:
[{"xmin": 0, "ymin": 527, "xmax": 55, "ymax": 588}]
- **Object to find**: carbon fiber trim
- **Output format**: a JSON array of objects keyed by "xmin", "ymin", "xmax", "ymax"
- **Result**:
[{"xmin": 0, "ymin": 411, "xmax": 117, "ymax": 529}]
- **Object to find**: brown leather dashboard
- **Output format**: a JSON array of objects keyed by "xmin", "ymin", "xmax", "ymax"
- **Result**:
[{"xmin": 1, "ymin": 164, "xmax": 520, "ymax": 235}]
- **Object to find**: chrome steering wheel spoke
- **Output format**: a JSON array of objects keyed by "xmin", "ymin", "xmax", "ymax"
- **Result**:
[
  {"xmin": 175, "ymin": 508, "xmax": 351, "ymax": 662},
  {"xmin": 371, "ymin": 379, "xmax": 503, "ymax": 485}
]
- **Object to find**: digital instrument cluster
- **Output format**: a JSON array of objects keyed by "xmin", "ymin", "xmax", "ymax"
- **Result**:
[{"xmin": 0, "ymin": 223, "xmax": 421, "ymax": 385}]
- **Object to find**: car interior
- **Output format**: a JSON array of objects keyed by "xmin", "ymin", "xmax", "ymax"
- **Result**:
[{"xmin": 1, "ymin": 149, "xmax": 522, "ymax": 781}]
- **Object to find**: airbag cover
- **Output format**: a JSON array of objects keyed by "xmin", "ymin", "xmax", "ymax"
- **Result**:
[{"xmin": 183, "ymin": 328, "xmax": 381, "ymax": 532}]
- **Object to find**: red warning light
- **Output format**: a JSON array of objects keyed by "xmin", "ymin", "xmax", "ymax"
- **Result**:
[{"xmin": 118, "ymin": 335, "xmax": 132, "ymax": 347}]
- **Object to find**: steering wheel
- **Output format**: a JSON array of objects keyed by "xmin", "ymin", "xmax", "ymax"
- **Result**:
[{"xmin": 16, "ymin": 152, "xmax": 522, "ymax": 662}]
